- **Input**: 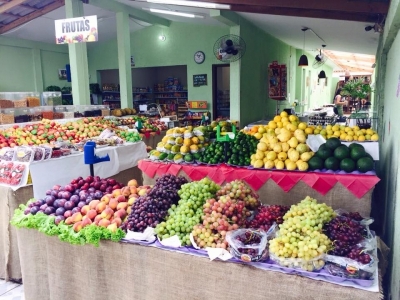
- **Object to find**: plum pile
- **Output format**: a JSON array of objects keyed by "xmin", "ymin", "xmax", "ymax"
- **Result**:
[
  {"xmin": 25, "ymin": 176, "xmax": 122, "ymax": 225},
  {"xmin": 121, "ymin": 174, "xmax": 188, "ymax": 233}
]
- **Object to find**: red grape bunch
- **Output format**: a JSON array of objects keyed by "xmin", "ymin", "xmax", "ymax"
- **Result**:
[
  {"xmin": 340, "ymin": 211, "xmax": 364, "ymax": 221},
  {"xmin": 323, "ymin": 215, "xmax": 367, "ymax": 257},
  {"xmin": 236, "ymin": 230, "xmax": 262, "ymax": 256},
  {"xmin": 216, "ymin": 180, "xmax": 260, "ymax": 209},
  {"xmin": 121, "ymin": 174, "xmax": 187, "ymax": 232},
  {"xmin": 192, "ymin": 196, "xmax": 250, "ymax": 249},
  {"xmin": 246, "ymin": 205, "xmax": 289, "ymax": 231},
  {"xmin": 346, "ymin": 247, "xmax": 372, "ymax": 264}
]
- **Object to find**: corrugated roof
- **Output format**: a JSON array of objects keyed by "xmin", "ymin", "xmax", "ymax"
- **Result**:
[{"xmin": 0, "ymin": 0, "xmax": 64, "ymax": 34}]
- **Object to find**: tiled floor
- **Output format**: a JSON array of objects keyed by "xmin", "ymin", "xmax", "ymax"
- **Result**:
[{"xmin": 0, "ymin": 280, "xmax": 25, "ymax": 300}]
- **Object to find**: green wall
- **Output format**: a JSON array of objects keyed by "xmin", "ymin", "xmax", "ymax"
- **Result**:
[
  {"xmin": 0, "ymin": 36, "xmax": 70, "ymax": 92},
  {"xmin": 238, "ymin": 16, "xmax": 292, "ymax": 126},
  {"xmin": 293, "ymin": 50, "xmax": 334, "ymax": 113},
  {"xmin": 88, "ymin": 22, "xmax": 229, "ymax": 111},
  {"xmin": 0, "ymin": 44, "xmax": 35, "ymax": 92},
  {"xmin": 41, "ymin": 50, "xmax": 71, "ymax": 90},
  {"xmin": 373, "ymin": 1, "xmax": 400, "ymax": 297}
]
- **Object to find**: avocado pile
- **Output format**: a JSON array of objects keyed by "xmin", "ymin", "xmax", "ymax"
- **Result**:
[{"xmin": 308, "ymin": 137, "xmax": 374, "ymax": 173}]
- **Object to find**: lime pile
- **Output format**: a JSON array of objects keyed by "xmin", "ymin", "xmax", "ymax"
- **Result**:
[
  {"xmin": 198, "ymin": 141, "xmax": 226, "ymax": 164},
  {"xmin": 308, "ymin": 137, "xmax": 374, "ymax": 173},
  {"xmin": 226, "ymin": 132, "xmax": 258, "ymax": 166}
]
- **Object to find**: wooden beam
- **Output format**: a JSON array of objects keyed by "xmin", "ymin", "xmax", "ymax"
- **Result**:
[
  {"xmin": 229, "ymin": 5, "xmax": 382, "ymax": 22},
  {"xmin": 0, "ymin": 0, "xmax": 65, "ymax": 34},
  {"xmin": 200, "ymin": 0, "xmax": 389, "ymax": 15},
  {"xmin": 0, "ymin": 0, "xmax": 29, "ymax": 14}
]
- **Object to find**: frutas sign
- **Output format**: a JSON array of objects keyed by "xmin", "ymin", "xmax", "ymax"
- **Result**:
[{"xmin": 55, "ymin": 15, "xmax": 98, "ymax": 44}]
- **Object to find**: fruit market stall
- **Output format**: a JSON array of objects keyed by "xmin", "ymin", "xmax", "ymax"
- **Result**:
[{"xmin": 11, "ymin": 175, "xmax": 387, "ymax": 300}]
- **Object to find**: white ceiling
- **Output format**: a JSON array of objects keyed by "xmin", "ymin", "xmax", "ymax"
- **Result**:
[
  {"xmin": 1, "ymin": 1, "xmax": 380, "ymax": 71},
  {"xmin": 1, "ymin": 4, "xmax": 151, "ymax": 44}
]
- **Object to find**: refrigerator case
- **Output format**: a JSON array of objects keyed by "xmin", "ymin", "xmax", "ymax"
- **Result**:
[{"xmin": 268, "ymin": 61, "xmax": 287, "ymax": 100}]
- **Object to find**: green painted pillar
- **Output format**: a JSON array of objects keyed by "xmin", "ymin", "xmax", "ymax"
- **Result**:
[
  {"xmin": 32, "ymin": 48, "xmax": 44, "ymax": 92},
  {"xmin": 65, "ymin": 0, "xmax": 90, "ymax": 105},
  {"xmin": 116, "ymin": 12, "xmax": 133, "ymax": 109},
  {"xmin": 229, "ymin": 25, "xmax": 241, "ymax": 126}
]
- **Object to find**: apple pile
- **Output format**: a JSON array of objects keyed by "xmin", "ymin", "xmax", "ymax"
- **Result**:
[
  {"xmin": 0, "ymin": 133, "xmax": 17, "ymax": 148},
  {"xmin": 24, "ymin": 175, "xmax": 123, "ymax": 225},
  {"xmin": 1, "ymin": 117, "xmax": 115, "ymax": 147},
  {"xmin": 67, "ymin": 180, "xmax": 152, "ymax": 232}
]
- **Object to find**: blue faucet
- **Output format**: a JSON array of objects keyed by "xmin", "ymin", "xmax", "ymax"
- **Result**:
[{"xmin": 84, "ymin": 141, "xmax": 110, "ymax": 175}]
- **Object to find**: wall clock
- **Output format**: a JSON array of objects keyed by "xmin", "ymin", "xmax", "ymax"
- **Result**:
[{"xmin": 194, "ymin": 51, "xmax": 205, "ymax": 64}]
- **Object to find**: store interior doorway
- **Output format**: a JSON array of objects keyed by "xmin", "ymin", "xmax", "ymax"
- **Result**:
[{"xmin": 212, "ymin": 64, "xmax": 230, "ymax": 120}]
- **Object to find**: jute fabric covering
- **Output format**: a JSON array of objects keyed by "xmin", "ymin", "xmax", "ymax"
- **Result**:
[
  {"xmin": 108, "ymin": 166, "xmax": 143, "ymax": 186},
  {"xmin": 142, "ymin": 131, "xmax": 166, "ymax": 149},
  {"xmin": 17, "ymin": 228, "xmax": 383, "ymax": 300},
  {"xmin": 0, "ymin": 185, "xmax": 33, "ymax": 281},
  {"xmin": 0, "ymin": 167, "xmax": 142, "ymax": 282},
  {"xmin": 143, "ymin": 172, "xmax": 374, "ymax": 217}
]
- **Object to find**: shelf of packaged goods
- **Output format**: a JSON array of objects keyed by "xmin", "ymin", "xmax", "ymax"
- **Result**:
[
  {"xmin": 154, "ymin": 97, "xmax": 188, "ymax": 99},
  {"xmin": 133, "ymin": 92, "xmax": 152, "ymax": 94},
  {"xmin": 103, "ymin": 99, "xmax": 121, "ymax": 102},
  {"xmin": 102, "ymin": 91, "xmax": 120, "ymax": 94},
  {"xmin": 153, "ymin": 91, "xmax": 187, "ymax": 93}
]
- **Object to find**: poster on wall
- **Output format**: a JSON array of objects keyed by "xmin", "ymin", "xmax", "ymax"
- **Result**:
[
  {"xmin": 55, "ymin": 15, "xmax": 98, "ymax": 44},
  {"xmin": 268, "ymin": 61, "xmax": 287, "ymax": 100}
]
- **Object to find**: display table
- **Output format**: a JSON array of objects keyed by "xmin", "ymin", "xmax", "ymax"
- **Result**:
[
  {"xmin": 0, "ymin": 142, "xmax": 148, "ymax": 281},
  {"xmin": 16, "ymin": 228, "xmax": 383, "ymax": 300},
  {"xmin": 139, "ymin": 161, "xmax": 380, "ymax": 217},
  {"xmin": 29, "ymin": 141, "xmax": 147, "ymax": 199}
]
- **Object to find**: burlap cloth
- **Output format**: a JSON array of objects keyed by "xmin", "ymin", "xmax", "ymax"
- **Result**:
[
  {"xmin": 142, "ymin": 131, "xmax": 166, "ymax": 149},
  {"xmin": 16, "ymin": 228, "xmax": 384, "ymax": 300},
  {"xmin": 0, "ymin": 167, "xmax": 143, "ymax": 282},
  {"xmin": 143, "ymin": 172, "xmax": 374, "ymax": 217},
  {"xmin": 0, "ymin": 185, "xmax": 33, "ymax": 282}
]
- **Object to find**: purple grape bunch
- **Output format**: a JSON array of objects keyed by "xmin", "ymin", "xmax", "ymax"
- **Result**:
[
  {"xmin": 346, "ymin": 247, "xmax": 372, "ymax": 264},
  {"xmin": 323, "ymin": 215, "xmax": 367, "ymax": 257},
  {"xmin": 121, "ymin": 174, "xmax": 188, "ymax": 233}
]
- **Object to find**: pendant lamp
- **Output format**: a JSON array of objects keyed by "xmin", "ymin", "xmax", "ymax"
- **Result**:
[
  {"xmin": 318, "ymin": 70, "xmax": 326, "ymax": 78},
  {"xmin": 298, "ymin": 28, "xmax": 308, "ymax": 67}
]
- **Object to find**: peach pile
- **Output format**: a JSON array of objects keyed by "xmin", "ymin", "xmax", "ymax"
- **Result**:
[{"xmin": 66, "ymin": 179, "xmax": 152, "ymax": 232}]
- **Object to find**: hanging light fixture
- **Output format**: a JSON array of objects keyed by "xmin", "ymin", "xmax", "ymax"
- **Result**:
[
  {"xmin": 298, "ymin": 28, "xmax": 308, "ymax": 67},
  {"xmin": 318, "ymin": 70, "xmax": 326, "ymax": 79}
]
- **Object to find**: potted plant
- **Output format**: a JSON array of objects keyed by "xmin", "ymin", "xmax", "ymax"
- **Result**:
[
  {"xmin": 340, "ymin": 78, "xmax": 374, "ymax": 113},
  {"xmin": 341, "ymin": 78, "xmax": 372, "ymax": 102}
]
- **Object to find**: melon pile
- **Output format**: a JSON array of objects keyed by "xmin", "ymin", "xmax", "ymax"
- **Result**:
[{"xmin": 149, "ymin": 126, "xmax": 211, "ymax": 163}]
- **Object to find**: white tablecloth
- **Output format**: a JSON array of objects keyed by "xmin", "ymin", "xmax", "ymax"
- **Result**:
[{"xmin": 29, "ymin": 142, "xmax": 147, "ymax": 199}]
